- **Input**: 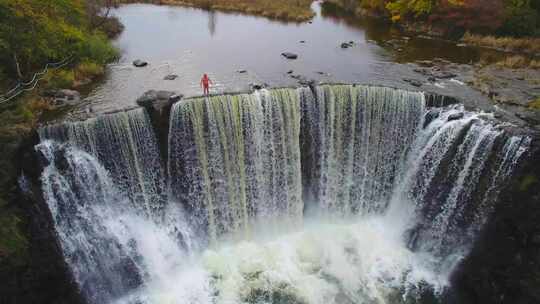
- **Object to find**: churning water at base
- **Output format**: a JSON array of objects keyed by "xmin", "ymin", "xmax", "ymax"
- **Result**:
[{"xmin": 36, "ymin": 85, "xmax": 531, "ymax": 304}]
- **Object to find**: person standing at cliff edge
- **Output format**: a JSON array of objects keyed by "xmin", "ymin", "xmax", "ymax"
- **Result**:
[{"xmin": 200, "ymin": 73, "xmax": 212, "ymax": 96}]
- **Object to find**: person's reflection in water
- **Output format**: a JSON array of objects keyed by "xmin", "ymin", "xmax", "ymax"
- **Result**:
[{"xmin": 208, "ymin": 10, "xmax": 217, "ymax": 36}]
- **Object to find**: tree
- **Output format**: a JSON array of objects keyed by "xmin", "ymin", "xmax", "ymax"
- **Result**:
[{"xmin": 429, "ymin": 0, "xmax": 505, "ymax": 34}]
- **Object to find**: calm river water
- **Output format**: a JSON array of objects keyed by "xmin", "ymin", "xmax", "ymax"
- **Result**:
[{"xmin": 84, "ymin": 1, "xmax": 499, "ymax": 113}]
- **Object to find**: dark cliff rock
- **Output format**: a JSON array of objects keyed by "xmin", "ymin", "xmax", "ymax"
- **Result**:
[
  {"xmin": 0, "ymin": 132, "xmax": 83, "ymax": 304},
  {"xmin": 450, "ymin": 134, "xmax": 540, "ymax": 304}
]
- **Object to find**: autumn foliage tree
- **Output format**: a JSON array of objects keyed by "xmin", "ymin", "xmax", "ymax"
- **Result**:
[
  {"xmin": 0, "ymin": 0, "xmax": 118, "ymax": 81},
  {"xmin": 340, "ymin": 0, "xmax": 539, "ymax": 36},
  {"xmin": 429, "ymin": 0, "xmax": 505, "ymax": 34}
]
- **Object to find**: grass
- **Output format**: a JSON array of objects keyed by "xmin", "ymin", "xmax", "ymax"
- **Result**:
[
  {"xmin": 122, "ymin": 0, "xmax": 315, "ymax": 22},
  {"xmin": 462, "ymin": 32, "xmax": 540, "ymax": 54},
  {"xmin": 529, "ymin": 97, "xmax": 540, "ymax": 110},
  {"xmin": 75, "ymin": 61, "xmax": 105, "ymax": 80},
  {"xmin": 495, "ymin": 55, "xmax": 540, "ymax": 69}
]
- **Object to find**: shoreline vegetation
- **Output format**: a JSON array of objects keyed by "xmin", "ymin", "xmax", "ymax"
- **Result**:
[
  {"xmin": 324, "ymin": 0, "xmax": 540, "ymax": 57},
  {"xmin": 0, "ymin": 0, "xmax": 122, "ymax": 279},
  {"xmin": 121, "ymin": 0, "xmax": 315, "ymax": 22}
]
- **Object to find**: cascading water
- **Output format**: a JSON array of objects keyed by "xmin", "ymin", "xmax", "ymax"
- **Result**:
[
  {"xmin": 39, "ymin": 108, "xmax": 166, "ymax": 217},
  {"xmin": 168, "ymin": 89, "xmax": 303, "ymax": 243},
  {"xmin": 36, "ymin": 84, "xmax": 531, "ymax": 304}
]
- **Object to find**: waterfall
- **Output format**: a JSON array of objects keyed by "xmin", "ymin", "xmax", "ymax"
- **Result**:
[
  {"xmin": 302, "ymin": 84, "xmax": 426, "ymax": 216},
  {"xmin": 168, "ymin": 89, "xmax": 304, "ymax": 243},
  {"xmin": 39, "ymin": 108, "xmax": 166, "ymax": 217},
  {"xmin": 35, "ymin": 85, "xmax": 532, "ymax": 304}
]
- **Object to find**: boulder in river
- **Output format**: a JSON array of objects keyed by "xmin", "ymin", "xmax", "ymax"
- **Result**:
[
  {"xmin": 281, "ymin": 52, "xmax": 298, "ymax": 59},
  {"xmin": 249, "ymin": 83, "xmax": 268, "ymax": 91},
  {"xmin": 137, "ymin": 90, "xmax": 182, "ymax": 108},
  {"xmin": 164, "ymin": 74, "xmax": 178, "ymax": 80},
  {"xmin": 403, "ymin": 78, "xmax": 423, "ymax": 87},
  {"xmin": 133, "ymin": 60, "xmax": 148, "ymax": 67},
  {"xmin": 448, "ymin": 112, "xmax": 464, "ymax": 121}
]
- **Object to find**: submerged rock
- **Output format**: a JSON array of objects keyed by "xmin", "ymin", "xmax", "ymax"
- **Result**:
[
  {"xmin": 164, "ymin": 74, "xmax": 178, "ymax": 80},
  {"xmin": 281, "ymin": 52, "xmax": 298, "ymax": 59},
  {"xmin": 403, "ymin": 78, "xmax": 423, "ymax": 87},
  {"xmin": 249, "ymin": 83, "xmax": 268, "ymax": 91},
  {"xmin": 133, "ymin": 59, "xmax": 148, "ymax": 67},
  {"xmin": 447, "ymin": 112, "xmax": 464, "ymax": 121},
  {"xmin": 424, "ymin": 109, "xmax": 440, "ymax": 128}
]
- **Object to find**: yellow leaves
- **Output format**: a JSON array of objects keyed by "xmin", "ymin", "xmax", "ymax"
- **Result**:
[
  {"xmin": 446, "ymin": 0, "xmax": 465, "ymax": 6},
  {"xmin": 391, "ymin": 14, "xmax": 401, "ymax": 22}
]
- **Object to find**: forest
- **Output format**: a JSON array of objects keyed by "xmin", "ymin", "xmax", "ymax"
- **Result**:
[{"xmin": 334, "ymin": 0, "xmax": 540, "ymax": 37}]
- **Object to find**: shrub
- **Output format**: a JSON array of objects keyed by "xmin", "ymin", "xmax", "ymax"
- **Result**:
[
  {"xmin": 499, "ymin": 5, "xmax": 539, "ymax": 37},
  {"xmin": 77, "ymin": 32, "xmax": 119, "ymax": 64},
  {"xmin": 75, "ymin": 61, "xmax": 105, "ymax": 80},
  {"xmin": 44, "ymin": 69, "xmax": 76, "ymax": 89}
]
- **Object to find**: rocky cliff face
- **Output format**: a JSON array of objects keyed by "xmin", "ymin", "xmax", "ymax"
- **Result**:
[
  {"xmin": 0, "ymin": 133, "xmax": 82, "ymax": 304},
  {"xmin": 451, "ymin": 139, "xmax": 540, "ymax": 304}
]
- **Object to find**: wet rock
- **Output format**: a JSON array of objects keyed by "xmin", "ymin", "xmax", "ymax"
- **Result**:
[
  {"xmin": 341, "ymin": 42, "xmax": 351, "ymax": 49},
  {"xmin": 133, "ymin": 59, "xmax": 148, "ymax": 67},
  {"xmin": 136, "ymin": 90, "xmax": 158, "ymax": 106},
  {"xmin": 136, "ymin": 90, "xmax": 182, "ymax": 108},
  {"xmin": 448, "ymin": 112, "xmax": 464, "ymax": 121},
  {"xmin": 287, "ymin": 70, "xmax": 294, "ymax": 74},
  {"xmin": 54, "ymin": 89, "xmax": 80, "ymax": 105},
  {"xmin": 424, "ymin": 109, "xmax": 440, "ymax": 128},
  {"xmin": 299, "ymin": 40, "xmax": 305, "ymax": 43},
  {"xmin": 438, "ymin": 71, "xmax": 457, "ymax": 79},
  {"xmin": 163, "ymin": 74, "xmax": 178, "ymax": 80},
  {"xmin": 249, "ymin": 83, "xmax": 268, "ymax": 91},
  {"xmin": 281, "ymin": 52, "xmax": 298, "ymax": 59},
  {"xmin": 403, "ymin": 78, "xmax": 422, "ymax": 87},
  {"xmin": 157, "ymin": 90, "xmax": 176, "ymax": 100},
  {"xmin": 298, "ymin": 78, "xmax": 316, "ymax": 86},
  {"xmin": 237, "ymin": 70, "xmax": 247, "ymax": 74},
  {"xmin": 416, "ymin": 60, "xmax": 434, "ymax": 67},
  {"xmin": 290, "ymin": 74, "xmax": 302, "ymax": 80}
]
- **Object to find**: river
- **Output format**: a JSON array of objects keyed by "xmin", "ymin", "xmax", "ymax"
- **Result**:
[{"xmin": 80, "ymin": 1, "xmax": 502, "ymax": 114}]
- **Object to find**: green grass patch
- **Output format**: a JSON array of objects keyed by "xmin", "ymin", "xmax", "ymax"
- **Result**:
[
  {"xmin": 462, "ymin": 33, "xmax": 540, "ymax": 54},
  {"xmin": 75, "ymin": 61, "xmax": 105, "ymax": 80},
  {"xmin": 529, "ymin": 97, "xmax": 540, "ymax": 110},
  {"xmin": 43, "ymin": 69, "xmax": 76, "ymax": 89}
]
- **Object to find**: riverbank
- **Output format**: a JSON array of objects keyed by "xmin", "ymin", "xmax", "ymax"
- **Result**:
[
  {"xmin": 324, "ymin": 0, "xmax": 540, "ymax": 53},
  {"xmin": 122, "ymin": 0, "xmax": 315, "ymax": 22}
]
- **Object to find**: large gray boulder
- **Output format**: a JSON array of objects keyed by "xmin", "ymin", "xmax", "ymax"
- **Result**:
[
  {"xmin": 281, "ymin": 52, "xmax": 298, "ymax": 59},
  {"xmin": 133, "ymin": 59, "xmax": 148, "ymax": 67},
  {"xmin": 136, "ymin": 90, "xmax": 182, "ymax": 108}
]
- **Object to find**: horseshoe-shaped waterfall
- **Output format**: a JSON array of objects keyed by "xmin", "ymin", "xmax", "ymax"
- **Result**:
[{"xmin": 37, "ymin": 84, "xmax": 531, "ymax": 304}]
